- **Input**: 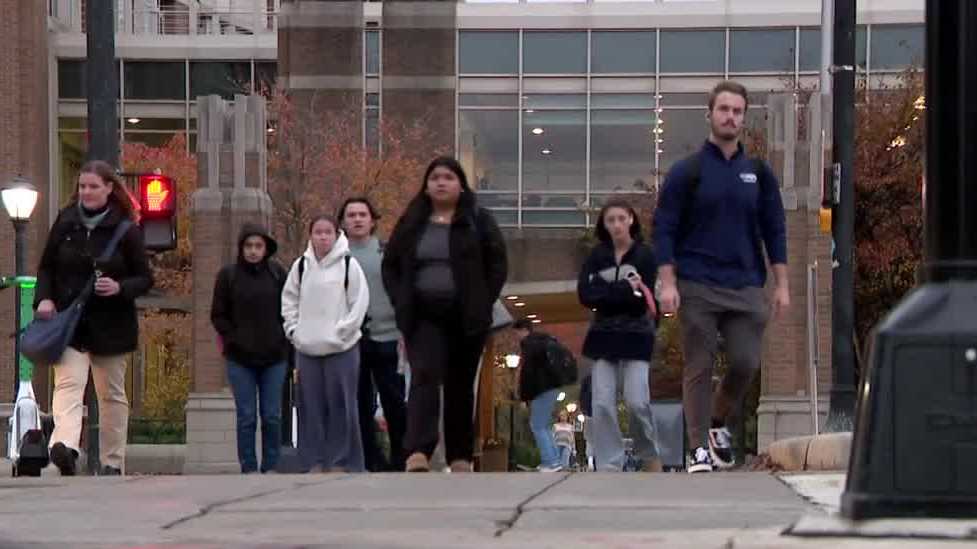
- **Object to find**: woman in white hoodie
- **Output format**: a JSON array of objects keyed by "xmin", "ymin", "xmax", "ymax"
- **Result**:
[{"xmin": 281, "ymin": 214, "xmax": 370, "ymax": 473}]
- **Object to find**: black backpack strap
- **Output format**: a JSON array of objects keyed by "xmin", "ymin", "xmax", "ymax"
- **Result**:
[
  {"xmin": 298, "ymin": 256, "xmax": 306, "ymax": 285},
  {"xmin": 344, "ymin": 255, "xmax": 351, "ymax": 292},
  {"xmin": 678, "ymin": 152, "xmax": 703, "ymax": 236}
]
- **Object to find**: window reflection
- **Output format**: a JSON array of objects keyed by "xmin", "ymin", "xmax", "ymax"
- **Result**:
[
  {"xmin": 523, "ymin": 32, "xmax": 588, "ymax": 74},
  {"xmin": 730, "ymin": 29, "xmax": 795, "ymax": 73},
  {"xmin": 459, "ymin": 110, "xmax": 519, "ymax": 192},
  {"xmin": 460, "ymin": 31, "xmax": 519, "ymax": 74},
  {"xmin": 522, "ymin": 110, "xmax": 586, "ymax": 191},
  {"xmin": 871, "ymin": 25, "xmax": 924, "ymax": 69},
  {"xmin": 591, "ymin": 110, "xmax": 655, "ymax": 192},
  {"xmin": 660, "ymin": 30, "xmax": 725, "ymax": 73},
  {"xmin": 592, "ymin": 31, "xmax": 656, "ymax": 74}
]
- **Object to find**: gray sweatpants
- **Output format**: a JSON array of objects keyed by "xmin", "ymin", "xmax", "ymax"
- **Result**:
[
  {"xmin": 590, "ymin": 359, "xmax": 660, "ymax": 472},
  {"xmin": 678, "ymin": 280, "xmax": 769, "ymax": 448},
  {"xmin": 296, "ymin": 346, "xmax": 365, "ymax": 473}
]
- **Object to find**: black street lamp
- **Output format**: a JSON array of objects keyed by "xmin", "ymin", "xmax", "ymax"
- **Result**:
[{"xmin": 1, "ymin": 175, "xmax": 39, "ymax": 394}]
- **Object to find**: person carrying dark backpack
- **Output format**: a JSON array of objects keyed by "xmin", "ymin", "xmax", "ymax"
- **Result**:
[
  {"xmin": 211, "ymin": 223, "xmax": 290, "ymax": 474},
  {"xmin": 514, "ymin": 319, "xmax": 577, "ymax": 472},
  {"xmin": 652, "ymin": 81, "xmax": 788, "ymax": 473}
]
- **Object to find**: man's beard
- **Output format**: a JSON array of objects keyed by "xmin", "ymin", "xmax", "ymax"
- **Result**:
[{"xmin": 711, "ymin": 122, "xmax": 740, "ymax": 142}]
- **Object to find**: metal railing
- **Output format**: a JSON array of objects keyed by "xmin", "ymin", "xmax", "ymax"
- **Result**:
[{"xmin": 49, "ymin": 0, "xmax": 279, "ymax": 36}]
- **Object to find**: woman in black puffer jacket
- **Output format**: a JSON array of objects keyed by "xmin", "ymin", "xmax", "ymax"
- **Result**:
[
  {"xmin": 577, "ymin": 198, "xmax": 661, "ymax": 473},
  {"xmin": 34, "ymin": 160, "xmax": 153, "ymax": 476}
]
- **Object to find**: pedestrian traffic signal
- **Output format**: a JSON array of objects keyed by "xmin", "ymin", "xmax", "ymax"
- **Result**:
[{"xmin": 137, "ymin": 174, "xmax": 177, "ymax": 251}]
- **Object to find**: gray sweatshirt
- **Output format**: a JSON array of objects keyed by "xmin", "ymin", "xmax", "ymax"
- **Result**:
[{"xmin": 348, "ymin": 236, "xmax": 400, "ymax": 342}]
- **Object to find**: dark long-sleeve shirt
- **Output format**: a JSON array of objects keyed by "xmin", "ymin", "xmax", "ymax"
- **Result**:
[{"xmin": 653, "ymin": 141, "xmax": 787, "ymax": 289}]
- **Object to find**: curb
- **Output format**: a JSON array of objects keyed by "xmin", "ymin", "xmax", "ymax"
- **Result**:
[{"xmin": 765, "ymin": 432, "xmax": 852, "ymax": 472}]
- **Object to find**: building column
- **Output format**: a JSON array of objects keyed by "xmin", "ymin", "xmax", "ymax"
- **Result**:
[
  {"xmin": 185, "ymin": 94, "xmax": 271, "ymax": 474},
  {"xmin": 381, "ymin": 0, "xmax": 457, "ymax": 157},
  {"xmin": 0, "ymin": 0, "xmax": 50, "ymax": 420},
  {"xmin": 278, "ymin": 0, "xmax": 364, "ymax": 111},
  {"xmin": 757, "ymin": 94, "xmax": 833, "ymax": 449}
]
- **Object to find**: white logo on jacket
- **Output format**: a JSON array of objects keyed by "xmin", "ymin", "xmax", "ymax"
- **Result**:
[{"xmin": 739, "ymin": 172, "xmax": 758, "ymax": 184}]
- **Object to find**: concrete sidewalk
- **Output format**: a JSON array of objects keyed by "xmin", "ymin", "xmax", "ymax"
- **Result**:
[{"xmin": 0, "ymin": 471, "xmax": 968, "ymax": 548}]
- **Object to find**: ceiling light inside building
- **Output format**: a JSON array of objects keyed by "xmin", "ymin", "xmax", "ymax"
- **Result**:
[
  {"xmin": 514, "ymin": 302, "xmax": 526, "ymax": 307},
  {"xmin": 541, "ymin": 149, "xmax": 552, "ymax": 155},
  {"xmin": 532, "ymin": 127, "xmax": 544, "ymax": 135},
  {"xmin": 525, "ymin": 109, "xmax": 535, "ymax": 114},
  {"xmin": 526, "ymin": 314, "xmax": 538, "ymax": 319},
  {"xmin": 506, "ymin": 295, "xmax": 520, "ymax": 301},
  {"xmin": 127, "ymin": 118, "xmax": 141, "ymax": 124},
  {"xmin": 531, "ymin": 319, "xmax": 542, "ymax": 324}
]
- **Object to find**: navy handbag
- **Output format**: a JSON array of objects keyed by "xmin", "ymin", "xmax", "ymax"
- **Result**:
[{"xmin": 20, "ymin": 221, "xmax": 132, "ymax": 365}]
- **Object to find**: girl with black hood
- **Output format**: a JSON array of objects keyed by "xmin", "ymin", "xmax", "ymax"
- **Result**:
[
  {"xmin": 382, "ymin": 157, "xmax": 508, "ymax": 473},
  {"xmin": 211, "ymin": 223, "xmax": 290, "ymax": 474},
  {"xmin": 578, "ymin": 199, "xmax": 662, "ymax": 473}
]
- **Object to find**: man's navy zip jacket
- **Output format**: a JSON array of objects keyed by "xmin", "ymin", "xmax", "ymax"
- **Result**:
[{"xmin": 653, "ymin": 140, "xmax": 787, "ymax": 289}]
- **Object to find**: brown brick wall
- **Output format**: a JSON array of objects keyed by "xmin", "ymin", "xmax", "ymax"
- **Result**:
[
  {"xmin": 381, "ymin": 0, "xmax": 456, "ymax": 160},
  {"xmin": 761, "ymin": 209, "xmax": 833, "ymax": 398},
  {"xmin": 0, "ymin": 0, "xmax": 50, "ymax": 402},
  {"xmin": 190, "ymin": 208, "xmax": 227, "ymax": 392}
]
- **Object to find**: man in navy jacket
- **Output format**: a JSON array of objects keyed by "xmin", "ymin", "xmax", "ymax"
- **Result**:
[{"xmin": 653, "ymin": 80, "xmax": 789, "ymax": 473}]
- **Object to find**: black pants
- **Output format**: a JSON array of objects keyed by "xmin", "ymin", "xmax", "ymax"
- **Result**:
[
  {"xmin": 358, "ymin": 338, "xmax": 408, "ymax": 472},
  {"xmin": 405, "ymin": 299, "xmax": 487, "ymax": 464}
]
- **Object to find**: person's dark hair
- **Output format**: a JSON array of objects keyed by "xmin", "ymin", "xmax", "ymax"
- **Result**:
[
  {"xmin": 338, "ymin": 197, "xmax": 380, "ymax": 234},
  {"xmin": 76, "ymin": 160, "xmax": 137, "ymax": 220},
  {"xmin": 708, "ymin": 80, "xmax": 749, "ymax": 112},
  {"xmin": 513, "ymin": 318, "xmax": 534, "ymax": 332},
  {"xmin": 594, "ymin": 199, "xmax": 642, "ymax": 245},
  {"xmin": 308, "ymin": 214, "xmax": 338, "ymax": 234},
  {"xmin": 393, "ymin": 156, "xmax": 478, "ymax": 241}
]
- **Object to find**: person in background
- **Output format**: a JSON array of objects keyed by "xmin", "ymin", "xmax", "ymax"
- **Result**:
[
  {"xmin": 553, "ymin": 411, "xmax": 576, "ymax": 470},
  {"xmin": 578, "ymin": 199, "xmax": 663, "ymax": 473},
  {"xmin": 282, "ymin": 215, "xmax": 370, "ymax": 473},
  {"xmin": 339, "ymin": 197, "xmax": 408, "ymax": 473},
  {"xmin": 35, "ymin": 160, "xmax": 153, "ymax": 476},
  {"xmin": 513, "ymin": 318, "xmax": 577, "ymax": 473},
  {"xmin": 211, "ymin": 224, "xmax": 290, "ymax": 474},
  {"xmin": 652, "ymin": 80, "xmax": 788, "ymax": 473},
  {"xmin": 382, "ymin": 157, "xmax": 508, "ymax": 473}
]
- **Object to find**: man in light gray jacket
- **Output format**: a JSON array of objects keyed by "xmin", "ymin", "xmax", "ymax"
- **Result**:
[{"xmin": 340, "ymin": 197, "xmax": 407, "ymax": 472}]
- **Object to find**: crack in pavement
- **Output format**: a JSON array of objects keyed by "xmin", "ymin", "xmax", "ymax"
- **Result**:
[
  {"xmin": 493, "ymin": 472, "xmax": 573, "ymax": 538},
  {"xmin": 160, "ymin": 475, "xmax": 352, "ymax": 530}
]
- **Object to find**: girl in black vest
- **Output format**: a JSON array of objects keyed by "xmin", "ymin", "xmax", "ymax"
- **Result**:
[
  {"xmin": 382, "ymin": 157, "xmax": 508, "ymax": 473},
  {"xmin": 35, "ymin": 160, "xmax": 153, "ymax": 476}
]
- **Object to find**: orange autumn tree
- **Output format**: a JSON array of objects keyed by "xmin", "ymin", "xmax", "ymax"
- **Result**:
[
  {"xmin": 853, "ymin": 69, "xmax": 925, "ymax": 360},
  {"xmin": 121, "ymin": 134, "xmax": 196, "ymax": 433},
  {"xmin": 267, "ymin": 89, "xmax": 446, "ymax": 262}
]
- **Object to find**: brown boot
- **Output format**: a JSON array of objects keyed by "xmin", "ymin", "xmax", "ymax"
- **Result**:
[
  {"xmin": 643, "ymin": 457, "xmax": 664, "ymax": 473},
  {"xmin": 449, "ymin": 460, "xmax": 472, "ymax": 473},
  {"xmin": 406, "ymin": 452, "xmax": 430, "ymax": 473}
]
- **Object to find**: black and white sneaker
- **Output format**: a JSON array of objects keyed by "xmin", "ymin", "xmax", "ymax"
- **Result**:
[
  {"xmin": 687, "ymin": 446, "xmax": 713, "ymax": 474},
  {"xmin": 708, "ymin": 427, "xmax": 735, "ymax": 469}
]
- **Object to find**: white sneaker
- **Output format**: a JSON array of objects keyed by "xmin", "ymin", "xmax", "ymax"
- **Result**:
[
  {"xmin": 538, "ymin": 465, "xmax": 564, "ymax": 473},
  {"xmin": 708, "ymin": 427, "xmax": 735, "ymax": 469},
  {"xmin": 687, "ymin": 446, "xmax": 714, "ymax": 474}
]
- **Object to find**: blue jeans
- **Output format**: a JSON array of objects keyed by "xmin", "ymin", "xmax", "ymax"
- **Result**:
[
  {"xmin": 530, "ymin": 388, "xmax": 561, "ymax": 469},
  {"xmin": 557, "ymin": 445, "xmax": 573, "ymax": 469},
  {"xmin": 227, "ymin": 360, "xmax": 287, "ymax": 473}
]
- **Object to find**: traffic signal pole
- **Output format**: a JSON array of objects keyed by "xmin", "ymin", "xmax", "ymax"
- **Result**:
[
  {"xmin": 84, "ymin": 0, "xmax": 120, "ymax": 474},
  {"xmin": 828, "ymin": 0, "xmax": 858, "ymax": 429}
]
